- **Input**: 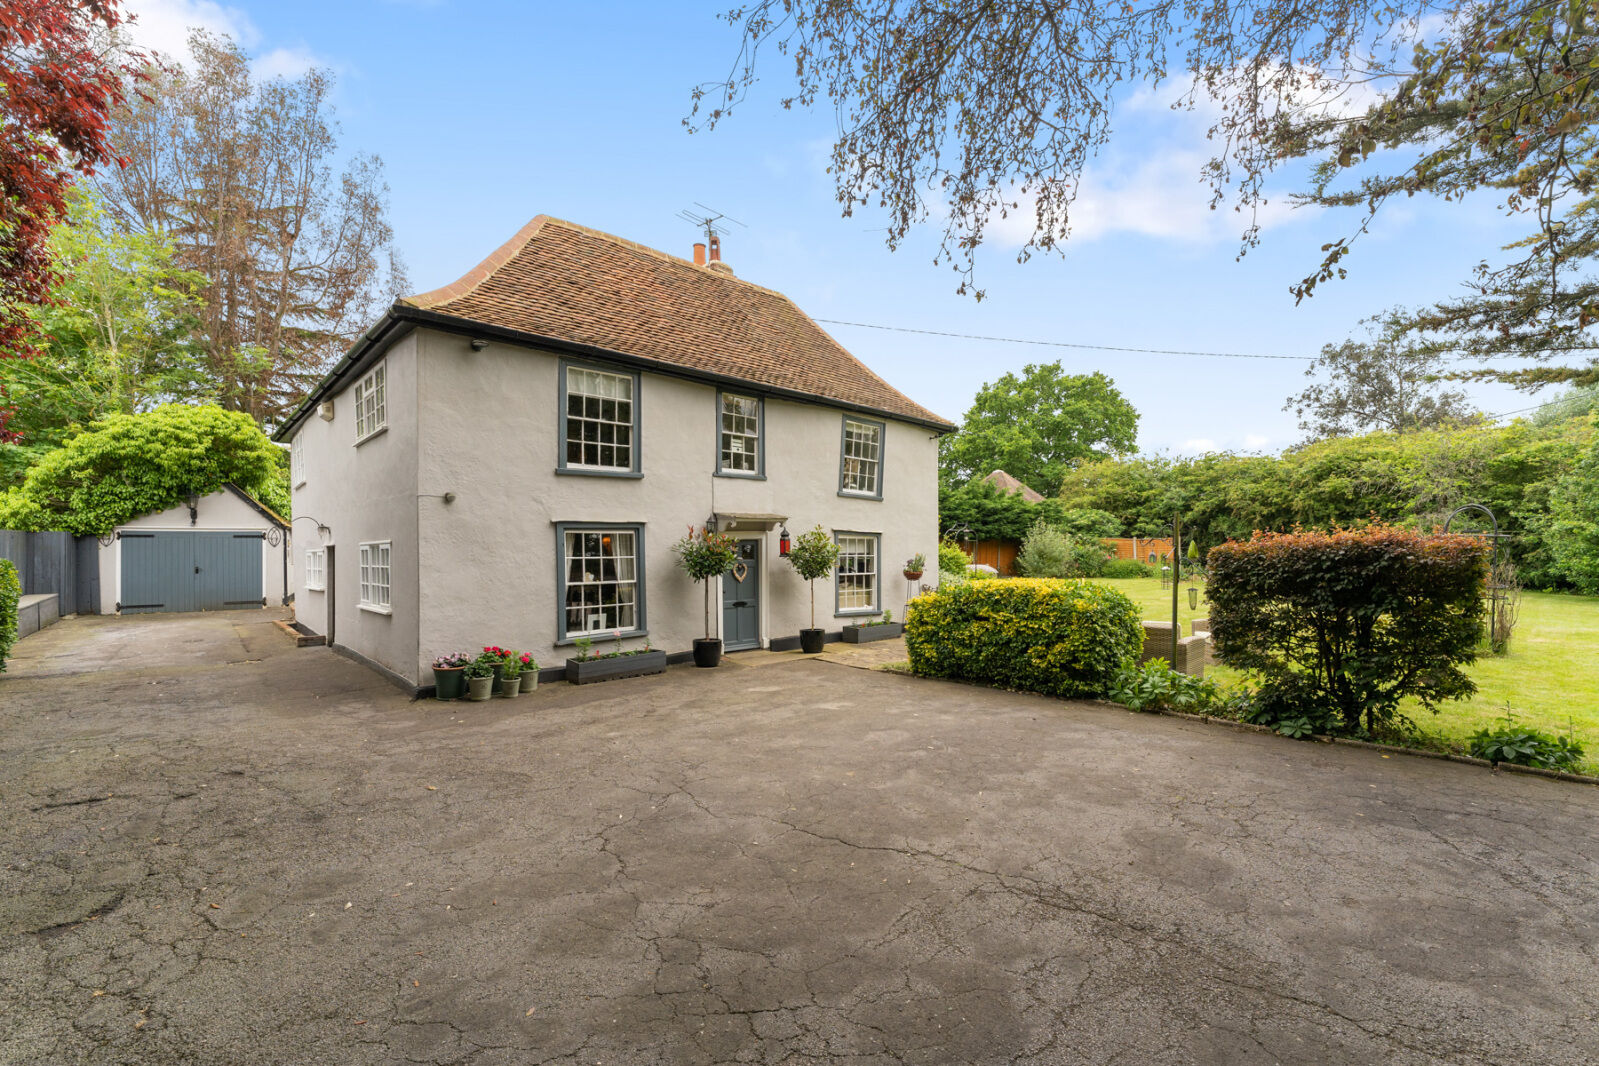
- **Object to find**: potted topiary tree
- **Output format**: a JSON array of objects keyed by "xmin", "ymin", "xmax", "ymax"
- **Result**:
[
  {"xmin": 787, "ymin": 525, "xmax": 840, "ymax": 654},
  {"xmin": 673, "ymin": 524, "xmax": 740, "ymax": 667}
]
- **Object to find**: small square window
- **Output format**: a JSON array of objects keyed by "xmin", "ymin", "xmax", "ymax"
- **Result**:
[{"xmin": 305, "ymin": 549, "xmax": 325, "ymax": 591}]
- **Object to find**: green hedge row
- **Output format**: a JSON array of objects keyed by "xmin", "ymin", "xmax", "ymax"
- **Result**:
[
  {"xmin": 906, "ymin": 578, "xmax": 1142, "ymax": 698},
  {"xmin": 0, "ymin": 559, "xmax": 19, "ymax": 674}
]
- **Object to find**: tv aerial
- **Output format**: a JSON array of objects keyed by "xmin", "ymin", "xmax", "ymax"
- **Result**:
[{"xmin": 676, "ymin": 202, "xmax": 747, "ymax": 244}]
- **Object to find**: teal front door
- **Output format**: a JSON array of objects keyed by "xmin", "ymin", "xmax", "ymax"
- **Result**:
[{"xmin": 721, "ymin": 540, "xmax": 760, "ymax": 651}]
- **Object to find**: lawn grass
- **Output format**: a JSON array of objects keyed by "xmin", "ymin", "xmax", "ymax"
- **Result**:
[{"xmin": 1091, "ymin": 576, "xmax": 1599, "ymax": 773}]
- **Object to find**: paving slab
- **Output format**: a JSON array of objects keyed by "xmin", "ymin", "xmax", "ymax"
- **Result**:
[{"xmin": 2, "ymin": 612, "xmax": 1597, "ymax": 1064}]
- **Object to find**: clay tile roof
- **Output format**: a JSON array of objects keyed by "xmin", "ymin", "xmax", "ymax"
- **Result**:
[
  {"xmin": 982, "ymin": 469, "xmax": 1045, "ymax": 503},
  {"xmin": 400, "ymin": 216, "xmax": 952, "ymax": 429}
]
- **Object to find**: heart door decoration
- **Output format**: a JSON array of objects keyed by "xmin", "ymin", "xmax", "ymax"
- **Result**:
[{"xmin": 732, "ymin": 561, "xmax": 749, "ymax": 583}]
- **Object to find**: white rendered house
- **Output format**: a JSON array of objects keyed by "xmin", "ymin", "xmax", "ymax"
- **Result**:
[{"xmin": 273, "ymin": 217, "xmax": 952, "ymax": 690}]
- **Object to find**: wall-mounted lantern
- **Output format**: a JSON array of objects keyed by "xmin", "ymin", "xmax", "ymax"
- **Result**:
[
  {"xmin": 184, "ymin": 488, "xmax": 200, "ymax": 526},
  {"xmin": 704, "ymin": 513, "xmax": 718, "ymax": 533},
  {"xmin": 779, "ymin": 524, "xmax": 791, "ymax": 556}
]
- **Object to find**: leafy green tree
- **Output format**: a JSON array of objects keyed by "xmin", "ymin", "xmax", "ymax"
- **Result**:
[
  {"xmin": 940, "ymin": 364, "xmax": 1137, "ymax": 496},
  {"xmin": 1533, "ymin": 416, "xmax": 1599, "ymax": 593},
  {"xmin": 0, "ymin": 404, "xmax": 284, "ymax": 535},
  {"xmin": 0, "ymin": 186, "xmax": 210, "ymax": 467},
  {"xmin": 1286, "ymin": 314, "xmax": 1478, "ymax": 440},
  {"xmin": 785, "ymin": 525, "xmax": 840, "ymax": 630}
]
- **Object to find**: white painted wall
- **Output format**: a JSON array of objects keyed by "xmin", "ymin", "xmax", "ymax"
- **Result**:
[
  {"xmin": 97, "ymin": 488, "xmax": 288, "ymax": 614},
  {"xmin": 288, "ymin": 332, "xmax": 421, "ymax": 682},
  {"xmin": 407, "ymin": 327, "xmax": 941, "ymax": 684}
]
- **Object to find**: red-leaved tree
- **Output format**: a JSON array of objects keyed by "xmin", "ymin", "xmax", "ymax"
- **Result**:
[{"xmin": 0, "ymin": 0, "xmax": 144, "ymax": 373}]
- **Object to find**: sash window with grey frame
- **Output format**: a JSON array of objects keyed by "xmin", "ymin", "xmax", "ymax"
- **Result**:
[
  {"xmin": 720, "ymin": 393, "xmax": 761, "ymax": 474},
  {"xmin": 835, "ymin": 533, "xmax": 879, "ymax": 613},
  {"xmin": 840, "ymin": 418, "xmax": 883, "ymax": 496},
  {"xmin": 566, "ymin": 367, "xmax": 634, "ymax": 471},
  {"xmin": 563, "ymin": 528, "xmax": 640, "ymax": 637}
]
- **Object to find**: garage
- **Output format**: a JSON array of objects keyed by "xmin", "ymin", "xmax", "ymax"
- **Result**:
[{"xmin": 99, "ymin": 484, "xmax": 290, "ymax": 615}]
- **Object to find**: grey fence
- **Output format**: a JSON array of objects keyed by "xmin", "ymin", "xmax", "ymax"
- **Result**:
[{"xmin": 0, "ymin": 530, "xmax": 96, "ymax": 615}]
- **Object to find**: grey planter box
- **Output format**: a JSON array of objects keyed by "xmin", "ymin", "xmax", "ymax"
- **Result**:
[
  {"xmin": 565, "ymin": 649, "xmax": 668, "ymax": 685},
  {"xmin": 841, "ymin": 622, "xmax": 904, "ymax": 644}
]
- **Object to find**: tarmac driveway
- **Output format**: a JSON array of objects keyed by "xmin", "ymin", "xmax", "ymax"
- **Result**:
[{"xmin": 2, "ymin": 611, "xmax": 1597, "ymax": 1065}]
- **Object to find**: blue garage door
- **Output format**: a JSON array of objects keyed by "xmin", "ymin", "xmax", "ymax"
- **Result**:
[{"xmin": 119, "ymin": 532, "xmax": 264, "ymax": 614}]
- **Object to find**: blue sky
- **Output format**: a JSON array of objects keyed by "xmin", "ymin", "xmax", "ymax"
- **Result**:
[{"xmin": 127, "ymin": 0, "xmax": 1538, "ymax": 455}]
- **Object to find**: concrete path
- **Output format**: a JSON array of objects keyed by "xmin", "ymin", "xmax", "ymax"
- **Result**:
[{"xmin": 2, "ymin": 612, "xmax": 1596, "ymax": 1064}]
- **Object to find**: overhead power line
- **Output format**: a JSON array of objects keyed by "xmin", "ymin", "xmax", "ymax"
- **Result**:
[
  {"xmin": 815, "ymin": 316, "xmax": 1599, "ymax": 364},
  {"xmin": 812, "ymin": 318, "xmax": 1313, "ymax": 361}
]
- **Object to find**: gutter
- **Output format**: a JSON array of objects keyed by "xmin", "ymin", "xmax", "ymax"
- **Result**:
[{"xmin": 274, "ymin": 303, "xmax": 956, "ymax": 441}]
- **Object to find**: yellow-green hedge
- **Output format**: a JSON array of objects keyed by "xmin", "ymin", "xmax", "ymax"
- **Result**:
[{"xmin": 906, "ymin": 578, "xmax": 1142, "ymax": 698}]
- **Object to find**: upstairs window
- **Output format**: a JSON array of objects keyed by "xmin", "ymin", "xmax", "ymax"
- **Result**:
[
  {"xmin": 562, "ymin": 364, "xmax": 638, "ymax": 474},
  {"xmin": 718, "ymin": 392, "xmax": 762, "ymax": 476},
  {"xmin": 291, "ymin": 434, "xmax": 306, "ymax": 486},
  {"xmin": 839, "ymin": 417, "xmax": 884, "ymax": 498},
  {"xmin": 353, "ymin": 362, "xmax": 386, "ymax": 442}
]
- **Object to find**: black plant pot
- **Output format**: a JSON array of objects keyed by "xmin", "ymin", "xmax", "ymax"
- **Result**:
[
  {"xmin": 693, "ymin": 638, "xmax": 723, "ymax": 668},
  {"xmin": 799, "ymin": 628, "xmax": 826, "ymax": 654}
]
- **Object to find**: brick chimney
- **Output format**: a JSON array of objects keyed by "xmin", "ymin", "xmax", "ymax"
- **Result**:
[
  {"xmin": 708, "ymin": 234, "xmax": 721, "ymax": 262},
  {"xmin": 693, "ymin": 242, "xmax": 706, "ymax": 266}
]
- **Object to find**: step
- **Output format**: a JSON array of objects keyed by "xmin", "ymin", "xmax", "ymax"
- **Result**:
[{"xmin": 17, "ymin": 593, "xmax": 59, "ymax": 639}]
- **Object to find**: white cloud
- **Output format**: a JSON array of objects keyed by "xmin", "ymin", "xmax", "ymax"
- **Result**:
[
  {"xmin": 122, "ymin": 1, "xmax": 325, "ymax": 78},
  {"xmin": 122, "ymin": 0, "xmax": 257, "ymax": 61},
  {"xmin": 252, "ymin": 45, "xmax": 323, "ymax": 81},
  {"xmin": 1243, "ymin": 433, "xmax": 1270, "ymax": 449},
  {"xmin": 1182, "ymin": 438, "xmax": 1218, "ymax": 453}
]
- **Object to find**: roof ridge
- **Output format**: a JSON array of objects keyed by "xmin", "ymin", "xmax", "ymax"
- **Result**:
[
  {"xmin": 404, "ymin": 215, "xmax": 553, "ymax": 309},
  {"xmin": 404, "ymin": 215, "xmax": 797, "ymax": 308}
]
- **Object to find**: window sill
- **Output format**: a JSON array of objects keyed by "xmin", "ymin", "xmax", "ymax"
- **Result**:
[
  {"xmin": 835, "ymin": 608, "xmax": 879, "ymax": 618},
  {"xmin": 715, "ymin": 470, "xmax": 766, "ymax": 481},
  {"xmin": 305, "ymin": 584, "xmax": 326, "ymax": 593},
  {"xmin": 554, "ymin": 467, "xmax": 644, "ymax": 479},
  {"xmin": 354, "ymin": 425, "xmax": 389, "ymax": 448},
  {"xmin": 358, "ymin": 602, "xmax": 392, "ymax": 616},
  {"xmin": 554, "ymin": 628, "xmax": 648, "ymax": 648},
  {"xmin": 837, "ymin": 489, "xmax": 883, "ymax": 501}
]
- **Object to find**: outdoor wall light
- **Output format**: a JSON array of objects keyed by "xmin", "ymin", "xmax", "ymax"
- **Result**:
[
  {"xmin": 779, "ymin": 524, "xmax": 791, "ymax": 556},
  {"xmin": 469, "ymin": 338, "xmax": 488, "ymax": 351},
  {"xmin": 704, "ymin": 513, "xmax": 718, "ymax": 533},
  {"xmin": 184, "ymin": 489, "xmax": 200, "ymax": 526}
]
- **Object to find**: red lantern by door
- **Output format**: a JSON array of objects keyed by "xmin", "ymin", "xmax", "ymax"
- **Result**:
[{"xmin": 779, "ymin": 525, "xmax": 791, "ymax": 556}]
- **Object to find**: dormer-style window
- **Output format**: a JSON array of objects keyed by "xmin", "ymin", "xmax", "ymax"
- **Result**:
[
  {"xmin": 839, "ymin": 416, "xmax": 884, "ymax": 499},
  {"xmin": 560, "ymin": 362, "xmax": 641, "ymax": 476},
  {"xmin": 353, "ymin": 362, "xmax": 386, "ymax": 443},
  {"xmin": 717, "ymin": 392, "xmax": 763, "ymax": 477}
]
